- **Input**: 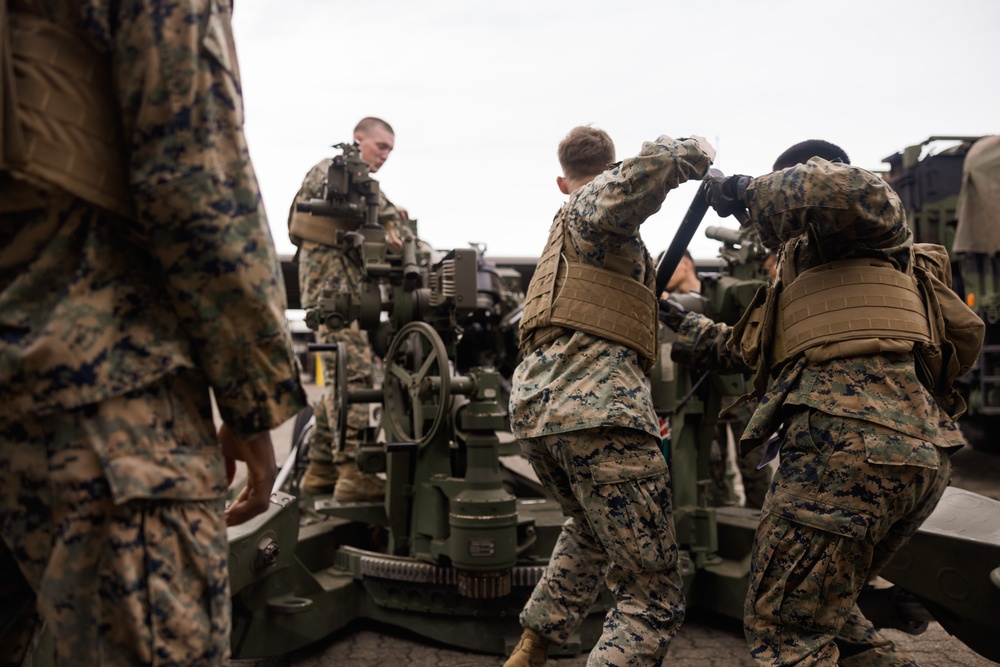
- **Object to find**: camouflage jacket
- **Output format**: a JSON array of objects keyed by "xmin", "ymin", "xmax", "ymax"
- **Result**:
[
  {"xmin": 0, "ymin": 0, "xmax": 306, "ymax": 436},
  {"xmin": 510, "ymin": 135, "xmax": 713, "ymax": 440},
  {"xmin": 673, "ymin": 159, "xmax": 963, "ymax": 453}
]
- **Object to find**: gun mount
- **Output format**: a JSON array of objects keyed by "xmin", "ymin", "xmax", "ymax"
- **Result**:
[
  {"xmin": 297, "ymin": 141, "xmax": 380, "ymax": 225},
  {"xmin": 226, "ymin": 156, "xmax": 1000, "ymax": 662},
  {"xmin": 699, "ymin": 225, "xmax": 771, "ymax": 326},
  {"xmin": 227, "ymin": 219, "xmax": 610, "ymax": 658}
]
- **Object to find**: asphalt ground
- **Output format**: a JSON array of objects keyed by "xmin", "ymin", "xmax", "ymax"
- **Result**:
[
  {"xmin": 235, "ymin": 615, "xmax": 999, "ymax": 667},
  {"xmin": 228, "ymin": 383, "xmax": 1000, "ymax": 666}
]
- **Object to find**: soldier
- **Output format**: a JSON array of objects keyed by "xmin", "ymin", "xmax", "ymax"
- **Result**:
[
  {"xmin": 665, "ymin": 249, "xmax": 701, "ymax": 295},
  {"xmin": 505, "ymin": 126, "xmax": 716, "ymax": 667},
  {"xmin": 697, "ymin": 145, "xmax": 847, "ymax": 511},
  {"xmin": 0, "ymin": 1, "xmax": 306, "ymax": 664},
  {"xmin": 664, "ymin": 144, "xmax": 981, "ymax": 665},
  {"xmin": 292, "ymin": 117, "xmax": 410, "ymax": 500}
]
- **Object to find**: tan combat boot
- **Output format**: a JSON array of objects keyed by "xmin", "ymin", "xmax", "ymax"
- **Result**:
[
  {"xmin": 333, "ymin": 461, "xmax": 385, "ymax": 502},
  {"xmin": 503, "ymin": 628, "xmax": 550, "ymax": 667},
  {"xmin": 300, "ymin": 459, "xmax": 339, "ymax": 495}
]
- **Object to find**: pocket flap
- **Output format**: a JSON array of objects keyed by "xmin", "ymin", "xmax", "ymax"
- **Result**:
[
  {"xmin": 769, "ymin": 490, "xmax": 870, "ymax": 540},
  {"xmin": 591, "ymin": 451, "xmax": 668, "ymax": 485},
  {"xmin": 863, "ymin": 431, "xmax": 940, "ymax": 469}
]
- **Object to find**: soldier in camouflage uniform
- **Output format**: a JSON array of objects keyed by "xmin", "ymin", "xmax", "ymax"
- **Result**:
[
  {"xmin": 666, "ymin": 155, "xmax": 977, "ymax": 665},
  {"xmin": 0, "ymin": 0, "xmax": 306, "ymax": 664},
  {"xmin": 293, "ymin": 117, "xmax": 410, "ymax": 500},
  {"xmin": 505, "ymin": 127, "xmax": 716, "ymax": 667}
]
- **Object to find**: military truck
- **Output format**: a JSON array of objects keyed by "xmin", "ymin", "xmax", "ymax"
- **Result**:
[{"xmin": 882, "ymin": 135, "xmax": 1000, "ymax": 451}]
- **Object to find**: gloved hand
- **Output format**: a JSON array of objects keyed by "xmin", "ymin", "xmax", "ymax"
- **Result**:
[
  {"xmin": 659, "ymin": 297, "xmax": 688, "ymax": 332},
  {"xmin": 705, "ymin": 174, "xmax": 751, "ymax": 223}
]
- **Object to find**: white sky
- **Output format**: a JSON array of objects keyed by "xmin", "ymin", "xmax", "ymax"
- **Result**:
[{"xmin": 233, "ymin": 0, "xmax": 999, "ymax": 262}]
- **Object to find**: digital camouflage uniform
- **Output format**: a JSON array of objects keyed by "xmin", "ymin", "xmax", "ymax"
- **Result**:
[
  {"xmin": 0, "ymin": 1, "xmax": 306, "ymax": 664},
  {"xmin": 510, "ymin": 136, "xmax": 714, "ymax": 667},
  {"xmin": 672, "ymin": 159, "xmax": 966, "ymax": 666},
  {"xmin": 293, "ymin": 158, "xmax": 405, "ymax": 473}
]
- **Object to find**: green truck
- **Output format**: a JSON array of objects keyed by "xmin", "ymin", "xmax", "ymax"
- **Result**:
[{"xmin": 883, "ymin": 135, "xmax": 1000, "ymax": 450}]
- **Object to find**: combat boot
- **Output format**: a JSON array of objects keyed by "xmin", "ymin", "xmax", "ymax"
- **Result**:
[
  {"xmin": 300, "ymin": 459, "xmax": 339, "ymax": 495},
  {"xmin": 333, "ymin": 461, "xmax": 385, "ymax": 502},
  {"xmin": 503, "ymin": 628, "xmax": 550, "ymax": 667}
]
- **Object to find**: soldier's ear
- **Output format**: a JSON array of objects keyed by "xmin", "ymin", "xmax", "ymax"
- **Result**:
[{"xmin": 557, "ymin": 176, "xmax": 570, "ymax": 195}]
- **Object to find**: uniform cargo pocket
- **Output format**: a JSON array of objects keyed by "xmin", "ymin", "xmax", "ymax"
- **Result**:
[
  {"xmin": 863, "ymin": 431, "xmax": 940, "ymax": 470},
  {"xmin": 587, "ymin": 452, "xmax": 677, "ymax": 573},
  {"xmin": 768, "ymin": 489, "xmax": 870, "ymax": 540}
]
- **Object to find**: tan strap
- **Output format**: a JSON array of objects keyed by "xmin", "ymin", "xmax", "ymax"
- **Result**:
[
  {"xmin": 778, "ymin": 259, "xmax": 931, "ymax": 361},
  {"xmin": 518, "ymin": 210, "xmax": 566, "ymax": 342},
  {"xmin": 288, "ymin": 208, "xmax": 362, "ymax": 246}
]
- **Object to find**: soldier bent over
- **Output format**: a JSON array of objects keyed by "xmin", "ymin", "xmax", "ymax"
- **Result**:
[{"xmin": 666, "ymin": 155, "xmax": 982, "ymax": 666}]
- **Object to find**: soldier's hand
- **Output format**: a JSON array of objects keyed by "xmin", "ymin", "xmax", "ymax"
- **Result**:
[
  {"xmin": 705, "ymin": 174, "xmax": 751, "ymax": 225},
  {"xmin": 219, "ymin": 424, "xmax": 277, "ymax": 526},
  {"xmin": 688, "ymin": 135, "xmax": 717, "ymax": 163},
  {"xmin": 385, "ymin": 226, "xmax": 404, "ymax": 253},
  {"xmin": 659, "ymin": 297, "xmax": 688, "ymax": 331}
]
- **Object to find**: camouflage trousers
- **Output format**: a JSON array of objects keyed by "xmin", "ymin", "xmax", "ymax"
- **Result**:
[
  {"xmin": 519, "ymin": 426, "xmax": 685, "ymax": 667},
  {"xmin": 308, "ymin": 324, "xmax": 374, "ymax": 465},
  {"xmin": 298, "ymin": 241, "xmax": 373, "ymax": 465},
  {"xmin": 745, "ymin": 408, "xmax": 950, "ymax": 666},
  {"xmin": 0, "ymin": 376, "xmax": 230, "ymax": 666}
]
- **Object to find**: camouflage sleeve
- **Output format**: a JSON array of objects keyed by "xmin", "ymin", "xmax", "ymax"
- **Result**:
[
  {"xmin": 570, "ymin": 135, "xmax": 713, "ymax": 252},
  {"xmin": 291, "ymin": 159, "xmax": 333, "ymax": 209},
  {"xmin": 671, "ymin": 312, "xmax": 749, "ymax": 374},
  {"xmin": 745, "ymin": 158, "xmax": 910, "ymax": 254},
  {"xmin": 110, "ymin": 0, "xmax": 305, "ymax": 434},
  {"xmin": 377, "ymin": 190, "xmax": 403, "ymax": 236}
]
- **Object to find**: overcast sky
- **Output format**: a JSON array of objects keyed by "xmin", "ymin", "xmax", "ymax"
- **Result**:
[{"xmin": 232, "ymin": 0, "xmax": 999, "ymax": 262}]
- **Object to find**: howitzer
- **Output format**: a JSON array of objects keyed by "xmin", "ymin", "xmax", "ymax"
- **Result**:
[
  {"xmin": 226, "ymin": 157, "xmax": 1000, "ymax": 662},
  {"xmin": 228, "ymin": 199, "xmax": 612, "ymax": 657}
]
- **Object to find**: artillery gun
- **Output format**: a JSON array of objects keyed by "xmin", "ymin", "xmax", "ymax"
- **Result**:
[
  {"xmin": 224, "ymin": 154, "xmax": 1000, "ymax": 662},
  {"xmin": 226, "ymin": 144, "xmax": 610, "ymax": 659}
]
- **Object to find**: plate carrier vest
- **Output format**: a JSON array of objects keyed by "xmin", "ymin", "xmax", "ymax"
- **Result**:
[{"xmin": 519, "ymin": 206, "xmax": 658, "ymax": 371}]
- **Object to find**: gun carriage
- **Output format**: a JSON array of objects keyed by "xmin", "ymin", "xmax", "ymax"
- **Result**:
[{"xmin": 224, "ymin": 148, "xmax": 1000, "ymax": 662}]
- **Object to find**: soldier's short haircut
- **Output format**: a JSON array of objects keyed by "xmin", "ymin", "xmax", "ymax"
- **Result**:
[
  {"xmin": 354, "ymin": 117, "xmax": 394, "ymax": 137},
  {"xmin": 772, "ymin": 140, "xmax": 850, "ymax": 171},
  {"xmin": 559, "ymin": 126, "xmax": 615, "ymax": 180}
]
